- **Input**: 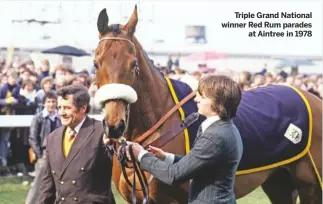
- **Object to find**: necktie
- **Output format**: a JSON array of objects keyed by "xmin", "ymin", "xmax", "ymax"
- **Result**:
[
  {"xmin": 196, "ymin": 126, "xmax": 203, "ymax": 138},
  {"xmin": 68, "ymin": 128, "xmax": 76, "ymax": 142},
  {"xmin": 63, "ymin": 128, "xmax": 76, "ymax": 157}
]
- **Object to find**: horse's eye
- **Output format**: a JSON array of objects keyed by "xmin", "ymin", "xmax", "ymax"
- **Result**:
[
  {"xmin": 93, "ymin": 62, "xmax": 99, "ymax": 70},
  {"xmin": 131, "ymin": 60, "xmax": 137, "ymax": 70},
  {"xmin": 128, "ymin": 47, "xmax": 135, "ymax": 54}
]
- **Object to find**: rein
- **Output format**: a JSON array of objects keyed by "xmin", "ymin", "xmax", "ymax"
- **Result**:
[
  {"xmin": 134, "ymin": 90, "xmax": 197, "ymax": 146},
  {"xmin": 98, "ymin": 36, "xmax": 198, "ymax": 204},
  {"xmin": 115, "ymin": 90, "xmax": 197, "ymax": 204}
]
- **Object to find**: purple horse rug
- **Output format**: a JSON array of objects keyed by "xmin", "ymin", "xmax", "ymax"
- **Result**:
[
  {"xmin": 166, "ymin": 78, "xmax": 206, "ymax": 151},
  {"xmin": 168, "ymin": 79, "xmax": 311, "ymax": 175},
  {"xmin": 233, "ymin": 84, "xmax": 311, "ymax": 174}
]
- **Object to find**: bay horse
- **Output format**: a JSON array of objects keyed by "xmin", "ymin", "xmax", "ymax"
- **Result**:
[{"xmin": 94, "ymin": 6, "xmax": 322, "ymax": 204}]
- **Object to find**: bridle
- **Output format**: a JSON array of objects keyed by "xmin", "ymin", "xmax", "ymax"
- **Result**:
[
  {"xmin": 99, "ymin": 36, "xmax": 140, "ymax": 142},
  {"xmin": 99, "ymin": 37, "xmax": 136, "ymax": 52},
  {"xmin": 97, "ymin": 36, "xmax": 197, "ymax": 204}
]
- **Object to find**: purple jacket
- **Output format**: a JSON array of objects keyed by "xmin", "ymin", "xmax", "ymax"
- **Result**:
[{"xmin": 0, "ymin": 83, "xmax": 21, "ymax": 114}]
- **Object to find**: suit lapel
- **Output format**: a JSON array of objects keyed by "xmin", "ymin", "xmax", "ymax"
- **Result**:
[
  {"xmin": 192, "ymin": 126, "xmax": 203, "ymax": 147},
  {"xmin": 59, "ymin": 117, "xmax": 95, "ymax": 179},
  {"xmin": 192, "ymin": 120, "xmax": 230, "ymax": 147},
  {"xmin": 196, "ymin": 126, "xmax": 203, "ymax": 138},
  {"xmin": 51, "ymin": 126, "xmax": 66, "ymax": 173}
]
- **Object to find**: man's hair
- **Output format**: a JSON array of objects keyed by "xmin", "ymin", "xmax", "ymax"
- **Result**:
[
  {"xmin": 43, "ymin": 91, "xmax": 57, "ymax": 104},
  {"xmin": 22, "ymin": 79, "xmax": 34, "ymax": 89},
  {"xmin": 8, "ymin": 71, "xmax": 18, "ymax": 79},
  {"xmin": 56, "ymin": 85, "xmax": 90, "ymax": 113},
  {"xmin": 40, "ymin": 76, "xmax": 53, "ymax": 89},
  {"xmin": 197, "ymin": 75, "xmax": 242, "ymax": 120}
]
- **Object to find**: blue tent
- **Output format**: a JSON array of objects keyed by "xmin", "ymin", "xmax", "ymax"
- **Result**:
[{"xmin": 41, "ymin": 45, "xmax": 90, "ymax": 57}]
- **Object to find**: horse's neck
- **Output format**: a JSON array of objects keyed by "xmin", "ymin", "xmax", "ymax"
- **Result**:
[{"xmin": 127, "ymin": 41, "xmax": 174, "ymax": 140}]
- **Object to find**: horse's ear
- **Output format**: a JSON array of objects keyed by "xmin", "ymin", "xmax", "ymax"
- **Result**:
[
  {"xmin": 97, "ymin": 8, "xmax": 109, "ymax": 35},
  {"xmin": 125, "ymin": 5, "xmax": 138, "ymax": 35}
]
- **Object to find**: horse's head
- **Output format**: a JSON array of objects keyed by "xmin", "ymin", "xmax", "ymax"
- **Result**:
[{"xmin": 94, "ymin": 6, "xmax": 139, "ymax": 139}]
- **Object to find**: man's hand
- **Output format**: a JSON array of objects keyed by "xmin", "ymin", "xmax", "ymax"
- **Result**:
[
  {"xmin": 147, "ymin": 145, "xmax": 166, "ymax": 161},
  {"xmin": 102, "ymin": 134, "xmax": 117, "ymax": 146},
  {"xmin": 11, "ymin": 97, "xmax": 18, "ymax": 104},
  {"xmin": 126, "ymin": 142, "xmax": 144, "ymax": 161},
  {"xmin": 5, "ymin": 97, "xmax": 17, "ymax": 104},
  {"xmin": 102, "ymin": 134, "xmax": 110, "ymax": 145}
]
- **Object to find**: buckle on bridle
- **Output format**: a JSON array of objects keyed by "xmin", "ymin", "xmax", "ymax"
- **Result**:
[{"xmin": 117, "ymin": 137, "xmax": 133, "ymax": 167}]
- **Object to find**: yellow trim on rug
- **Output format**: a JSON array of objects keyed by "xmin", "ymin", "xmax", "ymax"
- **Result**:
[
  {"xmin": 165, "ymin": 77, "xmax": 191, "ymax": 154},
  {"xmin": 236, "ymin": 84, "xmax": 313, "ymax": 175},
  {"xmin": 308, "ymin": 151, "xmax": 322, "ymax": 189}
]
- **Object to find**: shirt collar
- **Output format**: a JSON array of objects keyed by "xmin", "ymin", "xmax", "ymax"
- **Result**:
[
  {"xmin": 42, "ymin": 109, "xmax": 58, "ymax": 118},
  {"xmin": 71, "ymin": 116, "xmax": 87, "ymax": 135},
  {"xmin": 201, "ymin": 115, "xmax": 221, "ymax": 133}
]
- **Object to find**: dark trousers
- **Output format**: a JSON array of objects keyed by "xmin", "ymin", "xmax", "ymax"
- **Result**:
[{"xmin": 0, "ymin": 128, "xmax": 11, "ymax": 166}]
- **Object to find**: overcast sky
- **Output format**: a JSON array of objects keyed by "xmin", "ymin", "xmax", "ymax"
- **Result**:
[{"xmin": 0, "ymin": 0, "xmax": 321, "ymax": 57}]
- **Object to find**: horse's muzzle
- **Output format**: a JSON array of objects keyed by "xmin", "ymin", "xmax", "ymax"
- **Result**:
[{"xmin": 103, "ymin": 119, "xmax": 126, "ymax": 139}]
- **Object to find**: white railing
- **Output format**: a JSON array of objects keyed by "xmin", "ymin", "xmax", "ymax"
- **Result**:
[{"xmin": 0, "ymin": 115, "xmax": 104, "ymax": 127}]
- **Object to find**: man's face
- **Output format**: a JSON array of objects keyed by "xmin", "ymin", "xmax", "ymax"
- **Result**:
[
  {"xmin": 239, "ymin": 73, "xmax": 248, "ymax": 84},
  {"xmin": 24, "ymin": 83, "xmax": 34, "ymax": 92},
  {"xmin": 57, "ymin": 95, "xmax": 86, "ymax": 128},
  {"xmin": 1, "ymin": 76, "xmax": 7, "ymax": 85},
  {"xmin": 43, "ymin": 81, "xmax": 53, "ymax": 92},
  {"xmin": 254, "ymin": 76, "xmax": 264, "ymax": 86},
  {"xmin": 265, "ymin": 76, "xmax": 274, "ymax": 84},
  {"xmin": 21, "ymin": 71, "xmax": 30, "ymax": 81},
  {"xmin": 194, "ymin": 92, "xmax": 215, "ymax": 117},
  {"xmin": 294, "ymin": 79, "xmax": 303, "ymax": 87},
  {"xmin": 26, "ymin": 64, "xmax": 35, "ymax": 71},
  {"xmin": 8, "ymin": 76, "xmax": 17, "ymax": 85},
  {"xmin": 56, "ymin": 70, "xmax": 65, "ymax": 77},
  {"xmin": 44, "ymin": 98, "xmax": 57, "ymax": 113},
  {"xmin": 64, "ymin": 71, "xmax": 74, "ymax": 81},
  {"xmin": 41, "ymin": 63, "xmax": 49, "ymax": 72}
]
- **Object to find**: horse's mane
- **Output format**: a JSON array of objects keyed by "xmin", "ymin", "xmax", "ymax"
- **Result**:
[{"xmin": 140, "ymin": 48, "xmax": 165, "ymax": 82}]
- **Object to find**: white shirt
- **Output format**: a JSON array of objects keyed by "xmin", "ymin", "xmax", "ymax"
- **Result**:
[
  {"xmin": 42, "ymin": 109, "xmax": 58, "ymax": 122},
  {"xmin": 138, "ymin": 115, "xmax": 221, "ymax": 164},
  {"xmin": 201, "ymin": 115, "xmax": 221, "ymax": 133}
]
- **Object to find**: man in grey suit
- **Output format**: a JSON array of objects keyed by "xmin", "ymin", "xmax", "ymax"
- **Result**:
[
  {"xmin": 26, "ymin": 92, "xmax": 61, "ymax": 204},
  {"xmin": 127, "ymin": 75, "xmax": 243, "ymax": 204}
]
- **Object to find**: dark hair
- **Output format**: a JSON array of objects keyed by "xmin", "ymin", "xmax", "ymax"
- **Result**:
[
  {"xmin": 56, "ymin": 85, "xmax": 90, "ymax": 113},
  {"xmin": 43, "ymin": 91, "xmax": 57, "ymax": 103},
  {"xmin": 198, "ymin": 75, "xmax": 242, "ymax": 120},
  {"xmin": 22, "ymin": 79, "xmax": 34, "ymax": 89},
  {"xmin": 40, "ymin": 76, "xmax": 54, "ymax": 89}
]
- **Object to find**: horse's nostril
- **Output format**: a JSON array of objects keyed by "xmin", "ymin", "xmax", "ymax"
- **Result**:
[
  {"xmin": 107, "ymin": 120, "xmax": 126, "ymax": 139},
  {"xmin": 117, "ymin": 120, "xmax": 125, "ymax": 132}
]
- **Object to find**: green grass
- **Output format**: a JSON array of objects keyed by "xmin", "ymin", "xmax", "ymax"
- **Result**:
[
  {"xmin": 0, "ymin": 176, "xmax": 271, "ymax": 204},
  {"xmin": 0, "ymin": 176, "xmax": 30, "ymax": 204},
  {"xmin": 237, "ymin": 189, "xmax": 271, "ymax": 204}
]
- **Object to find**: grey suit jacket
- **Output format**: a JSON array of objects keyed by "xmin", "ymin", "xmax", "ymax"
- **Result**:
[{"xmin": 140, "ymin": 120, "xmax": 243, "ymax": 204}]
